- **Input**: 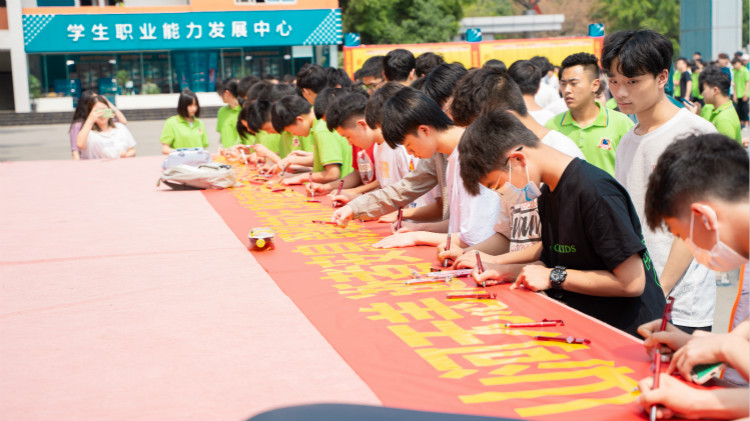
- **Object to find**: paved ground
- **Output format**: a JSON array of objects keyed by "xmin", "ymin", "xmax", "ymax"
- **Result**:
[{"xmin": 0, "ymin": 118, "xmax": 743, "ymax": 332}]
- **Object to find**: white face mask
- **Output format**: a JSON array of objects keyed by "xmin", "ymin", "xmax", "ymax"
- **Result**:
[
  {"xmin": 497, "ymin": 161, "xmax": 542, "ymax": 205},
  {"xmin": 684, "ymin": 207, "xmax": 747, "ymax": 272}
]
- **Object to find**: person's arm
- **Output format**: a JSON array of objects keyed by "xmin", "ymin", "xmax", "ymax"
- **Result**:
[
  {"xmin": 347, "ymin": 179, "xmax": 380, "ymax": 195},
  {"xmin": 636, "ymin": 374, "xmax": 749, "ymax": 420},
  {"xmin": 744, "ymin": 75, "xmax": 749, "ymax": 101},
  {"xmin": 312, "ymin": 171, "xmax": 363, "ymax": 196},
  {"xmin": 121, "ymin": 147, "xmax": 136, "ymax": 158},
  {"xmin": 71, "ymin": 150, "xmax": 80, "ymax": 160},
  {"xmin": 669, "ymin": 325, "xmax": 750, "ymax": 382},
  {"xmin": 684, "ymin": 80, "xmax": 692, "ymax": 100},
  {"xmin": 400, "ymin": 201, "xmax": 443, "ymax": 221},
  {"xmin": 372, "ymin": 230, "xmax": 447, "ymax": 249},
  {"xmin": 508, "ymin": 253, "xmax": 646, "ymax": 297},
  {"xmin": 105, "ymin": 97, "xmax": 127, "ymax": 125},
  {"xmin": 76, "ymin": 111, "xmax": 99, "ymax": 150},
  {"xmin": 658, "ymin": 239, "xmax": 695, "ymax": 297},
  {"xmin": 442, "ymin": 232, "xmax": 511, "ymax": 268},
  {"xmin": 284, "ymin": 164, "xmax": 341, "ymax": 185},
  {"xmin": 161, "ymin": 143, "xmax": 174, "ymax": 154}
]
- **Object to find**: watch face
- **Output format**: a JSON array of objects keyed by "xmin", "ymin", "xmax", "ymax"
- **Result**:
[{"xmin": 551, "ymin": 268, "xmax": 566, "ymax": 283}]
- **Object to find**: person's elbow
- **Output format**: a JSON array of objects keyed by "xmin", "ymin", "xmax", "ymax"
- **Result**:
[{"xmin": 614, "ymin": 254, "xmax": 647, "ymax": 297}]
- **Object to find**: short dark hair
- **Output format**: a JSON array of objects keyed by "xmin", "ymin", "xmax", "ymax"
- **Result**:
[
  {"xmin": 560, "ymin": 52, "xmax": 601, "ymax": 81},
  {"xmin": 271, "ymin": 95, "xmax": 312, "ymax": 133},
  {"xmin": 262, "ymin": 83, "xmax": 299, "ymax": 102},
  {"xmin": 239, "ymin": 75, "xmax": 260, "ymax": 99},
  {"xmin": 459, "ymin": 110, "xmax": 540, "ymax": 195},
  {"xmin": 415, "ymin": 52, "xmax": 445, "ymax": 77},
  {"xmin": 359, "ymin": 55, "xmax": 384, "ymax": 79},
  {"xmin": 326, "ymin": 67, "xmax": 353, "ymax": 88},
  {"xmin": 381, "ymin": 87, "xmax": 453, "ymax": 148},
  {"xmin": 529, "ymin": 56, "xmax": 553, "ymax": 73},
  {"xmin": 216, "ymin": 78, "xmax": 240, "ymax": 97},
  {"xmin": 718, "ymin": 53, "xmax": 730, "ymax": 60},
  {"xmin": 383, "ymin": 49, "xmax": 416, "ymax": 82},
  {"xmin": 177, "ymin": 89, "xmax": 200, "ymax": 119},
  {"xmin": 70, "ymin": 89, "xmax": 95, "ymax": 126},
  {"xmin": 247, "ymin": 81, "xmax": 273, "ymax": 102},
  {"xmin": 244, "ymin": 100, "xmax": 273, "ymax": 134},
  {"xmin": 450, "ymin": 68, "xmax": 528, "ymax": 127},
  {"xmin": 313, "ymin": 87, "xmax": 348, "ymax": 120},
  {"xmin": 699, "ymin": 65, "xmax": 731, "ymax": 96},
  {"xmin": 296, "ymin": 63, "xmax": 328, "ymax": 94},
  {"xmin": 601, "ymin": 29, "xmax": 673, "ymax": 78},
  {"xmin": 645, "ymin": 133, "xmax": 749, "ymax": 230},
  {"xmin": 732, "ymin": 57, "xmax": 743, "ymax": 65},
  {"xmin": 675, "ymin": 57, "xmax": 689, "ymax": 66},
  {"xmin": 364, "ymin": 82, "xmax": 404, "ymax": 129},
  {"xmin": 507, "ymin": 60, "xmax": 542, "ymax": 95},
  {"xmin": 326, "ymin": 92, "xmax": 370, "ymax": 131},
  {"xmin": 237, "ymin": 101, "xmax": 253, "ymax": 138},
  {"xmin": 410, "ymin": 76, "xmax": 426, "ymax": 89},
  {"xmin": 422, "ymin": 62, "xmax": 468, "ymax": 107},
  {"xmin": 483, "ymin": 59, "xmax": 506, "ymax": 72}
]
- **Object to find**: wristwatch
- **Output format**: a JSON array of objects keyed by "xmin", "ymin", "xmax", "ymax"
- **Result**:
[{"xmin": 550, "ymin": 266, "xmax": 567, "ymax": 290}]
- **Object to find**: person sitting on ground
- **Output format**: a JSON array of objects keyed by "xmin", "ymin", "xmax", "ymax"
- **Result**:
[
  {"xmin": 76, "ymin": 95, "xmax": 136, "ymax": 159},
  {"xmin": 69, "ymin": 90, "xmax": 127, "ymax": 160},
  {"xmin": 160, "ymin": 89, "xmax": 208, "ymax": 154},
  {"xmin": 638, "ymin": 136, "xmax": 749, "ymax": 416},
  {"xmin": 458, "ymin": 110, "xmax": 665, "ymax": 338}
]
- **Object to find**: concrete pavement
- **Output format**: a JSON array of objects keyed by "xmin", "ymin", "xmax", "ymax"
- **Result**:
[{"xmin": 0, "ymin": 118, "xmax": 743, "ymax": 333}]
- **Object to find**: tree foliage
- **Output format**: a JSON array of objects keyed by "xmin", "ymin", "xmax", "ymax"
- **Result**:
[
  {"xmin": 342, "ymin": 0, "xmax": 464, "ymax": 44},
  {"xmin": 591, "ymin": 0, "xmax": 680, "ymax": 55},
  {"xmin": 463, "ymin": 0, "xmax": 514, "ymax": 18}
]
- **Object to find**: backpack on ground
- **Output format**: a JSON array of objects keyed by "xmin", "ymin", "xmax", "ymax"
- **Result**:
[
  {"xmin": 157, "ymin": 163, "xmax": 237, "ymax": 190},
  {"xmin": 161, "ymin": 148, "xmax": 212, "ymax": 170}
]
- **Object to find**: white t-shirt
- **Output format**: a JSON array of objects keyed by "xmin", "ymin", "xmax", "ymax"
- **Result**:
[
  {"xmin": 373, "ymin": 142, "xmax": 438, "ymax": 208},
  {"xmin": 447, "ymin": 148, "xmax": 499, "ymax": 246},
  {"xmin": 535, "ymin": 83, "xmax": 567, "ymax": 115},
  {"xmin": 493, "ymin": 130, "xmax": 585, "ymax": 244},
  {"xmin": 81, "ymin": 123, "xmax": 136, "ymax": 159},
  {"xmin": 615, "ymin": 108, "xmax": 718, "ymax": 327},
  {"xmin": 530, "ymin": 109, "xmax": 555, "ymax": 126}
]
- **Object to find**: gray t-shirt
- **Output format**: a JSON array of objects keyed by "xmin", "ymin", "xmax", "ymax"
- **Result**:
[{"xmin": 615, "ymin": 108, "xmax": 717, "ymax": 327}]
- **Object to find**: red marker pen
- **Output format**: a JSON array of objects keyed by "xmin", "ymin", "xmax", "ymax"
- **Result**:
[
  {"xmin": 534, "ymin": 336, "xmax": 591, "ymax": 345},
  {"xmin": 505, "ymin": 319, "xmax": 564, "ymax": 328},
  {"xmin": 333, "ymin": 179, "xmax": 344, "ymax": 208},
  {"xmin": 650, "ymin": 296, "xmax": 675, "ymax": 421},
  {"xmin": 443, "ymin": 233, "xmax": 451, "ymax": 267},
  {"xmin": 447, "ymin": 292, "xmax": 496, "ymax": 300}
]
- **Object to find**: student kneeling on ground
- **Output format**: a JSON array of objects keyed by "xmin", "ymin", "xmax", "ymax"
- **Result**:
[{"xmin": 459, "ymin": 110, "xmax": 665, "ymax": 338}]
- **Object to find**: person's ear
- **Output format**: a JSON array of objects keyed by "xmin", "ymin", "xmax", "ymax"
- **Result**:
[
  {"xmin": 592, "ymin": 78, "xmax": 601, "ymax": 94},
  {"xmin": 356, "ymin": 119, "xmax": 368, "ymax": 131},
  {"xmin": 295, "ymin": 115, "xmax": 305, "ymax": 125},
  {"xmin": 656, "ymin": 69, "xmax": 670, "ymax": 89},
  {"xmin": 417, "ymin": 124, "xmax": 431, "ymax": 138},
  {"xmin": 690, "ymin": 203, "xmax": 717, "ymax": 231},
  {"xmin": 509, "ymin": 149, "xmax": 527, "ymax": 167}
]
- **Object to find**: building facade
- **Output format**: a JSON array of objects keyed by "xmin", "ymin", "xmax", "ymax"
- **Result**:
[{"xmin": 2, "ymin": 0, "xmax": 341, "ymax": 112}]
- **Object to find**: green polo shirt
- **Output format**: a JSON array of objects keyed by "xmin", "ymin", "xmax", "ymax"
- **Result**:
[
  {"xmin": 279, "ymin": 130, "xmax": 314, "ymax": 158},
  {"xmin": 254, "ymin": 130, "xmax": 281, "ymax": 155},
  {"xmin": 311, "ymin": 118, "xmax": 353, "ymax": 177},
  {"xmin": 216, "ymin": 104, "xmax": 242, "ymax": 148},
  {"xmin": 545, "ymin": 101, "xmax": 634, "ymax": 177},
  {"xmin": 160, "ymin": 115, "xmax": 209, "ymax": 149},
  {"xmin": 704, "ymin": 101, "xmax": 742, "ymax": 144},
  {"xmin": 691, "ymin": 71, "xmax": 703, "ymax": 99},
  {"xmin": 733, "ymin": 66, "xmax": 750, "ymax": 98}
]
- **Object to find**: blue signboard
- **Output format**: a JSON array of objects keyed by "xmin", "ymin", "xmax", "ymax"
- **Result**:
[{"xmin": 23, "ymin": 9, "xmax": 342, "ymax": 53}]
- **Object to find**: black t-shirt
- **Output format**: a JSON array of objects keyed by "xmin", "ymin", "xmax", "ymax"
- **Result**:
[
  {"xmin": 679, "ymin": 71, "xmax": 691, "ymax": 99},
  {"xmin": 538, "ymin": 158, "xmax": 665, "ymax": 338}
]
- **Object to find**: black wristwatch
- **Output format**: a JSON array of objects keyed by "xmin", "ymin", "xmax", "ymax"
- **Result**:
[{"xmin": 550, "ymin": 266, "xmax": 567, "ymax": 290}]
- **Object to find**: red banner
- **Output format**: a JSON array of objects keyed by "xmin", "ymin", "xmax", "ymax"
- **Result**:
[{"xmin": 203, "ymin": 165, "xmax": 653, "ymax": 420}]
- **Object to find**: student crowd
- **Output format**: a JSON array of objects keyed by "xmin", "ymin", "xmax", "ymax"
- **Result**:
[{"xmin": 67, "ymin": 28, "xmax": 749, "ymax": 420}]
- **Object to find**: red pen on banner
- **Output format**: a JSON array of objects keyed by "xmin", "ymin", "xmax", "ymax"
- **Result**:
[
  {"xmin": 505, "ymin": 319, "xmax": 564, "ymax": 328},
  {"xmin": 443, "ymin": 233, "xmax": 451, "ymax": 267},
  {"xmin": 271, "ymin": 188, "xmax": 285, "ymax": 193},
  {"xmin": 311, "ymin": 220, "xmax": 338, "ymax": 225},
  {"xmin": 650, "ymin": 296, "xmax": 675, "ymax": 421},
  {"xmin": 447, "ymin": 291, "xmax": 496, "ymax": 300},
  {"xmin": 279, "ymin": 163, "xmax": 288, "ymax": 178},
  {"xmin": 396, "ymin": 208, "xmax": 403, "ymax": 231},
  {"xmin": 534, "ymin": 336, "xmax": 591, "ymax": 345},
  {"xmin": 306, "ymin": 173, "xmax": 321, "ymax": 203},
  {"xmin": 333, "ymin": 179, "xmax": 344, "ymax": 208},
  {"xmin": 475, "ymin": 250, "xmax": 487, "ymax": 288}
]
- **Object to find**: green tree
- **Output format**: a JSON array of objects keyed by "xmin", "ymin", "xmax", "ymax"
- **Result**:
[
  {"xmin": 342, "ymin": 0, "xmax": 463, "ymax": 44},
  {"xmin": 744, "ymin": 0, "xmax": 749, "ymax": 48},
  {"xmin": 591, "ymin": 0, "xmax": 680, "ymax": 56},
  {"xmin": 462, "ymin": 0, "xmax": 514, "ymax": 17}
]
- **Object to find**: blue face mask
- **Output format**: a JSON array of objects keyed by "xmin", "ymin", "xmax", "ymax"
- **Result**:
[{"xmin": 496, "ymin": 162, "xmax": 541, "ymax": 204}]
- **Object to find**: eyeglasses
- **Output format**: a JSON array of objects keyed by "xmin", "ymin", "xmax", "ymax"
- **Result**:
[
  {"xmin": 364, "ymin": 79, "xmax": 384, "ymax": 90},
  {"xmin": 486, "ymin": 146, "xmax": 524, "ymax": 190}
]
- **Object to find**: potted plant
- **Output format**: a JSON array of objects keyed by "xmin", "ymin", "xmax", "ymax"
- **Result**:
[{"xmin": 28, "ymin": 74, "xmax": 41, "ymax": 111}]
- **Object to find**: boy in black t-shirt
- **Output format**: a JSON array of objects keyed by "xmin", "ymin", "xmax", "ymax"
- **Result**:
[{"xmin": 458, "ymin": 110, "xmax": 665, "ymax": 337}]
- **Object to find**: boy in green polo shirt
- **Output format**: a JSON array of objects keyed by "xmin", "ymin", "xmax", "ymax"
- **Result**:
[
  {"xmin": 732, "ymin": 58, "xmax": 750, "ymax": 127},
  {"xmin": 160, "ymin": 89, "xmax": 208, "ymax": 153},
  {"xmin": 697, "ymin": 66, "xmax": 742, "ymax": 143},
  {"xmin": 545, "ymin": 53, "xmax": 633, "ymax": 177},
  {"xmin": 271, "ymin": 94, "xmax": 352, "ymax": 184}
]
